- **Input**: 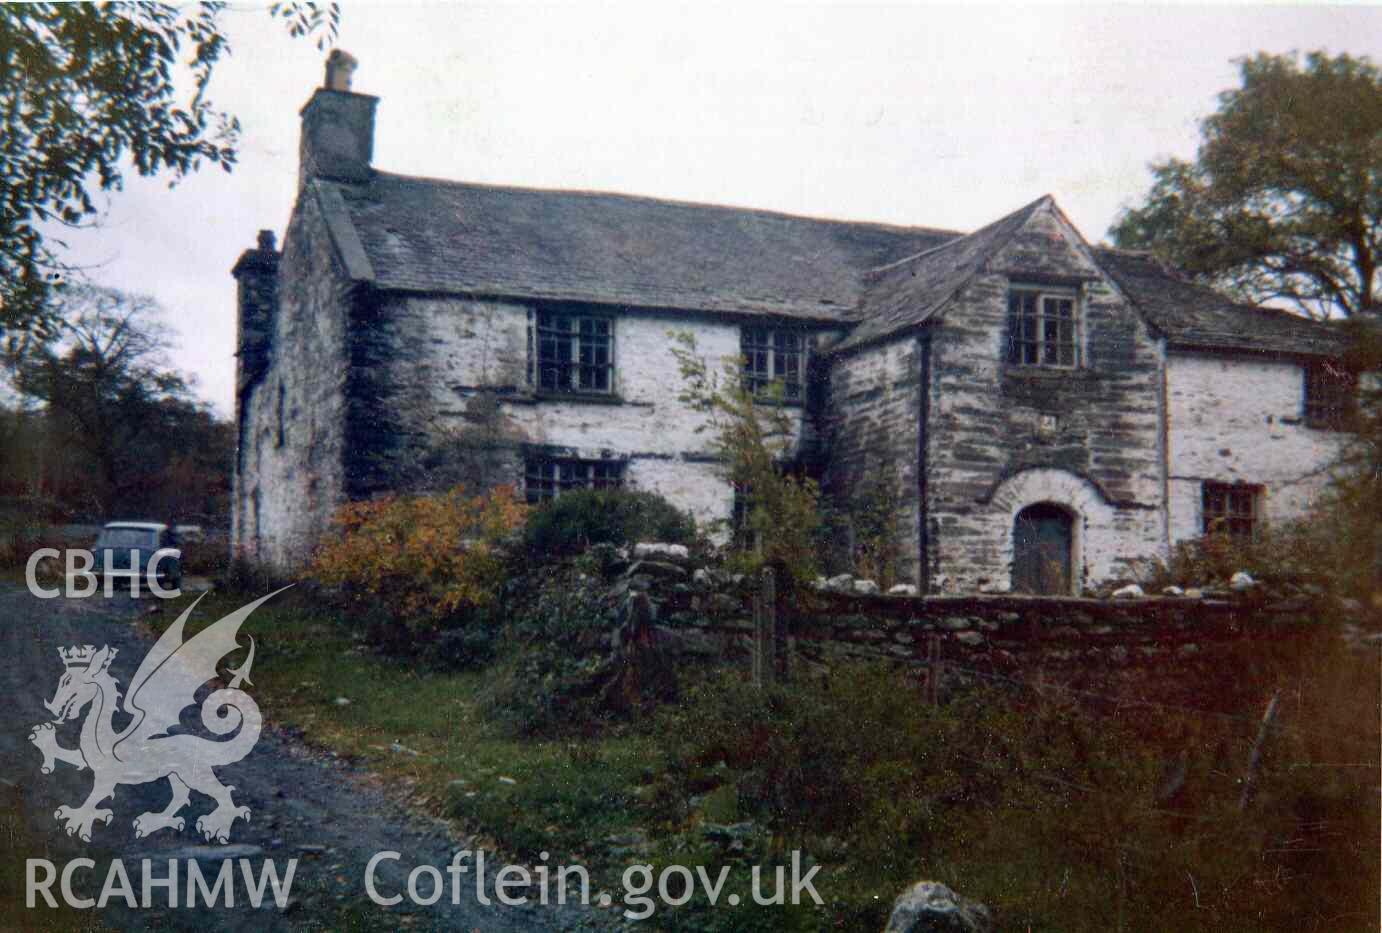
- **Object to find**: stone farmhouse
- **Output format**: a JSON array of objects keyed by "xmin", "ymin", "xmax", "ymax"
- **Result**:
[{"xmin": 232, "ymin": 56, "xmax": 1356, "ymax": 594}]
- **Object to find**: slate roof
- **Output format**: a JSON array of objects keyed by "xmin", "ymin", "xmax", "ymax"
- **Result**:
[
  {"xmin": 836, "ymin": 196, "xmax": 1051, "ymax": 351},
  {"xmin": 315, "ymin": 172, "xmax": 1345, "ymax": 357},
  {"xmin": 325, "ymin": 173, "xmax": 954, "ymax": 321},
  {"xmin": 1093, "ymin": 248, "xmax": 1349, "ymax": 357}
]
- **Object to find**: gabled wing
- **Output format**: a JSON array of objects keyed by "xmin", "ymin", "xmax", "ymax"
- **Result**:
[{"xmin": 117, "ymin": 587, "xmax": 291, "ymax": 752}]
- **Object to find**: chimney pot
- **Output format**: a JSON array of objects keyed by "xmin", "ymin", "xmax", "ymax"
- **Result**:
[{"xmin": 324, "ymin": 49, "xmax": 358, "ymax": 92}]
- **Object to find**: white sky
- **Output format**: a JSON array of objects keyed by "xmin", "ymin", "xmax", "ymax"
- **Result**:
[{"xmin": 51, "ymin": 1, "xmax": 1382, "ymax": 417}]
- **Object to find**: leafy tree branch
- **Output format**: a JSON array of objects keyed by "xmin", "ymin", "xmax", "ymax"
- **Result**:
[
  {"xmin": 0, "ymin": 2, "xmax": 339, "ymax": 337},
  {"xmin": 1111, "ymin": 51, "xmax": 1380, "ymax": 320}
]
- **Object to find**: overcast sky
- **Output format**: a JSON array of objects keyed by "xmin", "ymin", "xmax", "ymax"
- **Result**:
[{"xmin": 51, "ymin": 1, "xmax": 1382, "ymax": 417}]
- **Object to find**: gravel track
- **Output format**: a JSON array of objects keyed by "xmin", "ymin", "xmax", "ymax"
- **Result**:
[{"xmin": 0, "ymin": 585, "xmax": 600, "ymax": 931}]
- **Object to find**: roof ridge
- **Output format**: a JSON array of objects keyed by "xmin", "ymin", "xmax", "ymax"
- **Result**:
[
  {"xmin": 863, "ymin": 194, "xmax": 1052, "ymax": 279},
  {"xmin": 367, "ymin": 170, "xmax": 963, "ymax": 239}
]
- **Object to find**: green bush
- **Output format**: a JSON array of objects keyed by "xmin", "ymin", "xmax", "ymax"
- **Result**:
[
  {"xmin": 650, "ymin": 651, "xmax": 1380, "ymax": 932},
  {"xmin": 522, "ymin": 488, "xmax": 695, "ymax": 559},
  {"xmin": 176, "ymin": 538, "xmax": 227, "ymax": 577},
  {"xmin": 0, "ymin": 495, "xmax": 67, "ymax": 567},
  {"xmin": 480, "ymin": 561, "xmax": 624, "ymax": 734},
  {"xmin": 1142, "ymin": 490, "xmax": 1378, "ymax": 600}
]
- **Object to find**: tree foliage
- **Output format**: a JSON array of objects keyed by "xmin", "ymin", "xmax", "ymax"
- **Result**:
[
  {"xmin": 2, "ymin": 284, "xmax": 232, "ymax": 521},
  {"xmin": 0, "ymin": 2, "xmax": 338, "ymax": 336},
  {"xmin": 1110, "ymin": 52, "xmax": 1381, "ymax": 319},
  {"xmin": 670, "ymin": 331, "xmax": 822, "ymax": 586}
]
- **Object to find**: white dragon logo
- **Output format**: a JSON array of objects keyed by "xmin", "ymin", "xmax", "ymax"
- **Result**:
[{"xmin": 28, "ymin": 589, "xmax": 286, "ymax": 844}]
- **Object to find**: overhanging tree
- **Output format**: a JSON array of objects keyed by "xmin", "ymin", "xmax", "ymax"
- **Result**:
[
  {"xmin": 1110, "ymin": 51, "xmax": 1381, "ymax": 320},
  {"xmin": 0, "ymin": 2, "xmax": 338, "ymax": 337}
]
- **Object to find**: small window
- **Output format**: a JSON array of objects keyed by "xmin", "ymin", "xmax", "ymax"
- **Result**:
[
  {"xmin": 535, "ymin": 309, "xmax": 614, "ymax": 394},
  {"xmin": 1303, "ymin": 361, "xmax": 1357, "ymax": 430},
  {"xmin": 1202, "ymin": 482, "xmax": 1260, "ymax": 540},
  {"xmin": 524, "ymin": 457, "xmax": 623, "ymax": 504},
  {"xmin": 275, "ymin": 383, "xmax": 286, "ymax": 449},
  {"xmin": 742, "ymin": 326, "xmax": 804, "ymax": 400},
  {"xmin": 1007, "ymin": 288, "xmax": 1078, "ymax": 367}
]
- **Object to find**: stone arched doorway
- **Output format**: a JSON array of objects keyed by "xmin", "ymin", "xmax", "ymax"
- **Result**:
[{"xmin": 1012, "ymin": 503, "xmax": 1074, "ymax": 595}]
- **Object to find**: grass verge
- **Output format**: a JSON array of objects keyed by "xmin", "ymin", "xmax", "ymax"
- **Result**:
[{"xmin": 154, "ymin": 585, "xmax": 1381, "ymax": 932}]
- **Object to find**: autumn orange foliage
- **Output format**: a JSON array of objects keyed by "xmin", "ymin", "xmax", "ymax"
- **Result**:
[{"xmin": 310, "ymin": 485, "xmax": 528, "ymax": 627}]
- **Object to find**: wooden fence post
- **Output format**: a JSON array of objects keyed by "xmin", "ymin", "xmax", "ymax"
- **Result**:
[
  {"xmin": 752, "ymin": 566, "xmax": 777, "ymax": 688},
  {"xmin": 772, "ymin": 566, "xmax": 793, "ymax": 681},
  {"xmin": 751, "ymin": 574, "xmax": 763, "ymax": 687},
  {"xmin": 925, "ymin": 635, "xmax": 942, "ymax": 706},
  {"xmin": 1239, "ymin": 691, "xmax": 1281, "ymax": 810}
]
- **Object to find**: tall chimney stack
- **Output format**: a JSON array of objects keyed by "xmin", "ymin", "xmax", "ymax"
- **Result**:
[
  {"xmin": 231, "ymin": 229, "xmax": 280, "ymax": 397},
  {"xmin": 299, "ymin": 50, "xmax": 377, "ymax": 188}
]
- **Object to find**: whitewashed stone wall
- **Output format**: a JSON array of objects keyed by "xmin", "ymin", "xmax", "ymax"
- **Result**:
[
  {"xmin": 1165, "ymin": 353, "xmax": 1350, "ymax": 544},
  {"xmin": 233, "ymin": 193, "xmax": 351, "ymax": 571},
  {"xmin": 384, "ymin": 295, "xmax": 830, "ymax": 531}
]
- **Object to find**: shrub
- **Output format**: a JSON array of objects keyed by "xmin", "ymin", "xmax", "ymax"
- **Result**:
[
  {"xmin": 670, "ymin": 331, "xmax": 823, "ymax": 587},
  {"xmin": 424, "ymin": 624, "xmax": 498, "ymax": 670},
  {"xmin": 482, "ymin": 558, "xmax": 637, "ymax": 734},
  {"xmin": 646, "ymin": 641, "xmax": 1382, "ymax": 933},
  {"xmin": 651, "ymin": 648, "xmax": 1380, "ymax": 932},
  {"xmin": 840, "ymin": 455, "xmax": 902, "ymax": 588},
  {"xmin": 1143, "ymin": 489, "xmax": 1378, "ymax": 600},
  {"xmin": 522, "ymin": 488, "xmax": 695, "ymax": 559},
  {"xmin": 176, "ymin": 537, "xmax": 227, "ymax": 577},
  {"xmin": 0, "ymin": 494, "xmax": 68, "ymax": 567},
  {"xmin": 310, "ymin": 484, "xmax": 527, "ymax": 631}
]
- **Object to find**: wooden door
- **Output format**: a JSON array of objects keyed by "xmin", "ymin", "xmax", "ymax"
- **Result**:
[{"xmin": 1012, "ymin": 504, "xmax": 1073, "ymax": 595}]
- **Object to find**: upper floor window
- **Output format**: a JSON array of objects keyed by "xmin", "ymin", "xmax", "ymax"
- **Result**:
[
  {"xmin": 524, "ymin": 457, "xmax": 623, "ymax": 504},
  {"xmin": 535, "ymin": 308, "xmax": 614, "ymax": 394},
  {"xmin": 1006, "ymin": 288, "xmax": 1078, "ymax": 368},
  {"xmin": 1303, "ymin": 360, "xmax": 1357, "ymax": 430},
  {"xmin": 742, "ymin": 326, "xmax": 804, "ymax": 401},
  {"xmin": 1202, "ymin": 481, "xmax": 1260, "ymax": 541}
]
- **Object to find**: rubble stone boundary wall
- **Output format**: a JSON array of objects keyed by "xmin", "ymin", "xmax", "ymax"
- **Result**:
[{"xmin": 665, "ymin": 589, "xmax": 1326, "ymax": 678}]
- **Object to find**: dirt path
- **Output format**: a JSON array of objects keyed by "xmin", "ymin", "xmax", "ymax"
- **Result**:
[{"xmin": 0, "ymin": 584, "xmax": 600, "ymax": 931}]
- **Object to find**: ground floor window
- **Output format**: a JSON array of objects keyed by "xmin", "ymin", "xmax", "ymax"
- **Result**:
[
  {"xmin": 1202, "ymin": 482, "xmax": 1260, "ymax": 540},
  {"xmin": 524, "ymin": 457, "xmax": 623, "ymax": 504}
]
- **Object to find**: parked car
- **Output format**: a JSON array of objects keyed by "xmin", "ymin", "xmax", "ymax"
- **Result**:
[{"xmin": 92, "ymin": 522, "xmax": 182, "ymax": 592}]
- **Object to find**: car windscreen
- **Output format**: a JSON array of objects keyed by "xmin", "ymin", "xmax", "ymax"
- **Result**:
[{"xmin": 96, "ymin": 528, "xmax": 159, "ymax": 549}]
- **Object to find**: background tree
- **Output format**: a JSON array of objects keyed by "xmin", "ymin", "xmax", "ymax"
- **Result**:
[
  {"xmin": 0, "ymin": 2, "xmax": 337, "ymax": 336},
  {"xmin": 1110, "ymin": 51, "xmax": 1381, "ymax": 320},
  {"xmin": 3, "ymin": 284, "xmax": 232, "ymax": 522}
]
